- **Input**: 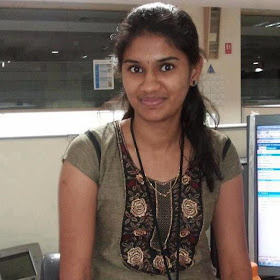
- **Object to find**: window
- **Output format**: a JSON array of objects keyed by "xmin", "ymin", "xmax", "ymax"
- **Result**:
[
  {"xmin": 0, "ymin": 8, "xmax": 126, "ymax": 110},
  {"xmin": 241, "ymin": 11, "xmax": 280, "ymax": 105}
]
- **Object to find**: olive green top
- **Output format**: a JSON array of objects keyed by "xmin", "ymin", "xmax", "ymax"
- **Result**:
[{"xmin": 63, "ymin": 121, "xmax": 242, "ymax": 280}]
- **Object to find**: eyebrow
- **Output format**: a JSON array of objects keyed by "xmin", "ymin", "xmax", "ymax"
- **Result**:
[
  {"xmin": 123, "ymin": 59, "xmax": 139, "ymax": 64},
  {"xmin": 123, "ymin": 56, "xmax": 179, "ymax": 64},
  {"xmin": 158, "ymin": 56, "xmax": 179, "ymax": 62}
]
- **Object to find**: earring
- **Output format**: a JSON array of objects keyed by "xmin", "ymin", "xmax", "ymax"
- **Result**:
[{"xmin": 191, "ymin": 80, "xmax": 197, "ymax": 87}]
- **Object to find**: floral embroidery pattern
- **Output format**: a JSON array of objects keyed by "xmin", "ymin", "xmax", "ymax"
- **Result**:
[
  {"xmin": 127, "ymin": 247, "xmax": 144, "ymax": 266},
  {"xmin": 153, "ymin": 255, "xmax": 172, "ymax": 273},
  {"xmin": 179, "ymin": 248, "xmax": 193, "ymax": 266},
  {"xmin": 180, "ymin": 228, "xmax": 190, "ymax": 238},
  {"xmin": 136, "ymin": 173, "xmax": 145, "ymax": 185},
  {"xmin": 182, "ymin": 174, "xmax": 191, "ymax": 185},
  {"xmin": 181, "ymin": 199, "xmax": 198, "ymax": 218},
  {"xmin": 130, "ymin": 198, "xmax": 147, "ymax": 217},
  {"xmin": 115, "ymin": 122, "xmax": 203, "ymax": 275},
  {"xmin": 133, "ymin": 228, "xmax": 147, "ymax": 236}
]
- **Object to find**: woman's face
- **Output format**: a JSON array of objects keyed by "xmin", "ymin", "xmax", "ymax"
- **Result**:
[{"xmin": 121, "ymin": 33, "xmax": 202, "ymax": 123}]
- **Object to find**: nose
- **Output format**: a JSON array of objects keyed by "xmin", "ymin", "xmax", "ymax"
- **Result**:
[{"xmin": 140, "ymin": 70, "xmax": 161, "ymax": 93}]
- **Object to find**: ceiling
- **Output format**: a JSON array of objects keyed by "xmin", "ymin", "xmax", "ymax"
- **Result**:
[{"xmin": 0, "ymin": 0, "xmax": 280, "ymax": 11}]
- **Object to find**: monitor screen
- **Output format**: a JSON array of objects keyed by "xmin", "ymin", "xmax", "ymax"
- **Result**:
[
  {"xmin": 256, "ymin": 125, "xmax": 280, "ymax": 268},
  {"xmin": 0, "ymin": 251, "xmax": 36, "ymax": 280}
]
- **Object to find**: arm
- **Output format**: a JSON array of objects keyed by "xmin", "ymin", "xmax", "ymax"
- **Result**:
[
  {"xmin": 59, "ymin": 161, "xmax": 98, "ymax": 280},
  {"xmin": 212, "ymin": 174, "xmax": 252, "ymax": 280}
]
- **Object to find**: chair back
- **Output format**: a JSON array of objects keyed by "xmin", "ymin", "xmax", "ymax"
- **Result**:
[{"xmin": 41, "ymin": 253, "xmax": 60, "ymax": 280}]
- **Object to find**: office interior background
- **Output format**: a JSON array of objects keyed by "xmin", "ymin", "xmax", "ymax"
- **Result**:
[{"xmin": 0, "ymin": 0, "xmax": 279, "ymax": 265}]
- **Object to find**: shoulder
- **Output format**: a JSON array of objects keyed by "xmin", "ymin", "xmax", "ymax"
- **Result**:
[
  {"xmin": 62, "ymin": 121, "xmax": 117, "ymax": 183},
  {"xmin": 209, "ymin": 129, "xmax": 229, "ymax": 146},
  {"xmin": 66, "ymin": 122, "xmax": 111, "ymax": 149},
  {"xmin": 208, "ymin": 128, "xmax": 231, "ymax": 158},
  {"xmin": 209, "ymin": 129, "xmax": 242, "ymax": 182},
  {"xmin": 87, "ymin": 121, "xmax": 117, "ymax": 145},
  {"xmin": 68, "ymin": 121, "xmax": 118, "ymax": 153}
]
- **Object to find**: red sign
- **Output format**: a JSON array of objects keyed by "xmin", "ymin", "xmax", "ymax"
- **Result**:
[{"xmin": 225, "ymin": 43, "xmax": 232, "ymax": 54}]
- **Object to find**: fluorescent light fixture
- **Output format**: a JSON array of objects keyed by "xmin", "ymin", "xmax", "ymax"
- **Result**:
[
  {"xmin": 82, "ymin": 55, "xmax": 88, "ymax": 59},
  {"xmin": 265, "ymin": 22, "xmax": 280, "ymax": 28},
  {"xmin": 254, "ymin": 21, "xmax": 269, "ymax": 27},
  {"xmin": 255, "ymin": 67, "xmax": 263, "ymax": 72},
  {"xmin": 1, "ymin": 62, "xmax": 5, "ymax": 68},
  {"xmin": 51, "ymin": 50, "xmax": 59, "ymax": 54},
  {"xmin": 253, "ymin": 62, "xmax": 259, "ymax": 65},
  {"xmin": 7, "ymin": 61, "xmax": 11, "ymax": 63}
]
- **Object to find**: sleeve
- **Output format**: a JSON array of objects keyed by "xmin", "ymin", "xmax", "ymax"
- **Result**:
[
  {"xmin": 62, "ymin": 133, "xmax": 100, "ymax": 184},
  {"xmin": 219, "ymin": 138, "xmax": 243, "ymax": 183}
]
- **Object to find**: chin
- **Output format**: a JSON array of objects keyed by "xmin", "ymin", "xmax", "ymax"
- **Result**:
[{"xmin": 135, "ymin": 110, "xmax": 181, "ymax": 124}]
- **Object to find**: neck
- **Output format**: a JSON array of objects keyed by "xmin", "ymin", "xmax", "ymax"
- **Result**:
[{"xmin": 131, "ymin": 115, "xmax": 182, "ymax": 151}]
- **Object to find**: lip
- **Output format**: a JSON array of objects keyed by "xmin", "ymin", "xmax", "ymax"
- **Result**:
[{"xmin": 140, "ymin": 97, "xmax": 165, "ymax": 107}]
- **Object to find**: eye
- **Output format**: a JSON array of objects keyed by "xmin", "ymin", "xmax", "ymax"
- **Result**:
[
  {"xmin": 161, "ymin": 64, "xmax": 174, "ymax": 72},
  {"xmin": 129, "ymin": 66, "xmax": 143, "ymax": 73}
]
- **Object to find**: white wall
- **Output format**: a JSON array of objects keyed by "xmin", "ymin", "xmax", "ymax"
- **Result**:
[
  {"xmin": 209, "ymin": 8, "xmax": 241, "ymax": 124},
  {"xmin": 2, "ymin": 0, "xmax": 280, "ymax": 10},
  {"xmin": 0, "ymin": 137, "xmax": 69, "ymax": 253}
]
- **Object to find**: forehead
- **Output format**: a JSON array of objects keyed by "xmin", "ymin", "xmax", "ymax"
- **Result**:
[{"xmin": 123, "ymin": 33, "xmax": 188, "ymax": 61}]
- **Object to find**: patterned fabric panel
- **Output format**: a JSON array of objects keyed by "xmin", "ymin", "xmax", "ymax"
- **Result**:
[{"xmin": 115, "ymin": 123, "xmax": 204, "ymax": 275}]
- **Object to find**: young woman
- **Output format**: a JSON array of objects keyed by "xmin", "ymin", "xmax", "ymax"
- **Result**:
[{"xmin": 59, "ymin": 3, "xmax": 251, "ymax": 280}]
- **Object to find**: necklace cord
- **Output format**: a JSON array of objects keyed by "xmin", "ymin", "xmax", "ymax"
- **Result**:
[{"xmin": 130, "ymin": 116, "xmax": 184, "ymax": 280}]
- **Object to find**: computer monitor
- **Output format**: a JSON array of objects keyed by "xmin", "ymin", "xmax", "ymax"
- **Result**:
[
  {"xmin": 0, "ymin": 243, "xmax": 42, "ymax": 280},
  {"xmin": 247, "ymin": 114, "xmax": 280, "ymax": 277}
]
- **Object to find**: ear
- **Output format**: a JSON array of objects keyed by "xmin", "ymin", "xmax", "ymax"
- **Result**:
[{"xmin": 190, "ymin": 56, "xmax": 203, "ymax": 84}]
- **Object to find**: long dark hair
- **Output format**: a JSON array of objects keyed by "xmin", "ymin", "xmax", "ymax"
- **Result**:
[{"xmin": 113, "ymin": 2, "xmax": 223, "ymax": 191}]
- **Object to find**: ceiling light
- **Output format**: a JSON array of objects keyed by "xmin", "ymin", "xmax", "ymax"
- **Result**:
[
  {"xmin": 254, "ymin": 21, "xmax": 269, "ymax": 27},
  {"xmin": 253, "ymin": 62, "xmax": 259, "ymax": 65},
  {"xmin": 265, "ymin": 22, "xmax": 280, "ymax": 28},
  {"xmin": 255, "ymin": 67, "xmax": 263, "ymax": 72},
  {"xmin": 82, "ymin": 55, "xmax": 88, "ymax": 59},
  {"xmin": 52, "ymin": 51, "xmax": 59, "ymax": 54}
]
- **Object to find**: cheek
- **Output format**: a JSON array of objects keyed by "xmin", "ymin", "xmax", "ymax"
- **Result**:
[
  {"xmin": 121, "ymin": 74, "xmax": 130, "ymax": 91},
  {"xmin": 122, "ymin": 74, "xmax": 139, "ymax": 94},
  {"xmin": 169, "ymin": 76, "xmax": 190, "ymax": 97},
  {"xmin": 122, "ymin": 76, "xmax": 136, "ymax": 101}
]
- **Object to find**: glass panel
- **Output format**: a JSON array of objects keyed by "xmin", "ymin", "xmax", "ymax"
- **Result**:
[
  {"xmin": 241, "ymin": 13, "xmax": 280, "ymax": 105},
  {"xmin": 0, "ymin": 8, "xmax": 126, "ymax": 110}
]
